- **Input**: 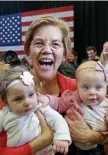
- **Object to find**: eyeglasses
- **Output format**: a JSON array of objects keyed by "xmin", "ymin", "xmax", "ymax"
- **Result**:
[{"xmin": 31, "ymin": 39, "xmax": 64, "ymax": 50}]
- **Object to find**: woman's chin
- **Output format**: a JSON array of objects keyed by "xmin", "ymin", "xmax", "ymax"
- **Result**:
[{"xmin": 39, "ymin": 71, "xmax": 56, "ymax": 81}]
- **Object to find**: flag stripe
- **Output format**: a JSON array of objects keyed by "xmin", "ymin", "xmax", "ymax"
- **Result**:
[
  {"xmin": 22, "ymin": 16, "xmax": 74, "ymax": 27},
  {"xmin": 22, "ymin": 6, "xmax": 74, "ymax": 17},
  {"xmin": 21, "ymin": 10, "xmax": 74, "ymax": 23},
  {"xmin": 60, "ymin": 16, "xmax": 74, "ymax": 22},
  {"xmin": 69, "ymin": 27, "xmax": 74, "ymax": 31}
]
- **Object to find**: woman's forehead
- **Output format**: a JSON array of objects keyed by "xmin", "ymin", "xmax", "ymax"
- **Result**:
[{"xmin": 33, "ymin": 25, "xmax": 62, "ymax": 39}]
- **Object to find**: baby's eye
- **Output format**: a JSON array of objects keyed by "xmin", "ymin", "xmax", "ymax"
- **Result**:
[
  {"xmin": 82, "ymin": 85, "xmax": 89, "ymax": 90},
  {"xmin": 96, "ymin": 85, "xmax": 102, "ymax": 90},
  {"xmin": 29, "ymin": 92, "xmax": 34, "ymax": 97},
  {"xmin": 14, "ymin": 97, "xmax": 23, "ymax": 101}
]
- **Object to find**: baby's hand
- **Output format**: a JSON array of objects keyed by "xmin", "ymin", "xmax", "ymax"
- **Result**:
[
  {"xmin": 37, "ymin": 92, "xmax": 49, "ymax": 107},
  {"xmin": 72, "ymin": 103, "xmax": 84, "ymax": 115},
  {"xmin": 53, "ymin": 140, "xmax": 69, "ymax": 154}
]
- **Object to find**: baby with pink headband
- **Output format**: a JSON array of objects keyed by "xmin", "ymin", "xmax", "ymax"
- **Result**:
[
  {"xmin": 0, "ymin": 66, "xmax": 71, "ymax": 155},
  {"xmin": 39, "ymin": 60, "xmax": 108, "ymax": 153}
]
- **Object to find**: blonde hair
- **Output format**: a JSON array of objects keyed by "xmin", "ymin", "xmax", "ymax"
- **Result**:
[
  {"xmin": 0, "ymin": 62, "xmax": 10, "ymax": 83},
  {"xmin": 24, "ymin": 16, "xmax": 72, "ymax": 58},
  {"xmin": 76, "ymin": 61, "xmax": 106, "ymax": 81},
  {"xmin": 0, "ymin": 61, "xmax": 9, "ymax": 72},
  {"xmin": 100, "ymin": 41, "xmax": 108, "ymax": 65},
  {"xmin": 100, "ymin": 53, "xmax": 104, "ymax": 65},
  {"xmin": 0, "ymin": 65, "xmax": 29, "ymax": 101}
]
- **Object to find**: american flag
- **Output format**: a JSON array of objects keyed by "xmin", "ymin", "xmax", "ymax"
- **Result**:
[{"xmin": 0, "ymin": 5, "xmax": 74, "ymax": 59}]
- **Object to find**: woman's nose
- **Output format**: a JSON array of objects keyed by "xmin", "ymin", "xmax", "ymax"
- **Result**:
[{"xmin": 41, "ymin": 43, "xmax": 52, "ymax": 54}]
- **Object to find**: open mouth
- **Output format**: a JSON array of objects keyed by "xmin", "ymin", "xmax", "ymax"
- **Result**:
[{"xmin": 39, "ymin": 59, "xmax": 53, "ymax": 66}]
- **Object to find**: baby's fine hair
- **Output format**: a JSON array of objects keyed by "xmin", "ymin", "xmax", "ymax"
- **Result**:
[
  {"xmin": 76, "ymin": 60, "xmax": 107, "ymax": 81},
  {"xmin": 0, "ymin": 65, "xmax": 30, "ymax": 101}
]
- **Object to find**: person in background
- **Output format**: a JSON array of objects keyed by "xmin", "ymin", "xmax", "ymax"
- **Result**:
[
  {"xmin": 0, "ymin": 65, "xmax": 71, "ymax": 155},
  {"xmin": 3, "ymin": 50, "xmax": 21, "ymax": 66},
  {"xmin": 0, "ymin": 15, "xmax": 108, "ymax": 155},
  {"xmin": 100, "ymin": 41, "xmax": 108, "ymax": 71},
  {"xmin": 100, "ymin": 42, "xmax": 108, "ymax": 154},
  {"xmin": 58, "ymin": 61, "xmax": 76, "ymax": 78},
  {"xmin": 21, "ymin": 56, "xmax": 33, "ymax": 70},
  {"xmin": 85, "ymin": 46, "xmax": 100, "ymax": 61},
  {"xmin": 67, "ymin": 52, "xmax": 79, "ymax": 70},
  {"xmin": 100, "ymin": 41, "xmax": 108, "ymax": 95}
]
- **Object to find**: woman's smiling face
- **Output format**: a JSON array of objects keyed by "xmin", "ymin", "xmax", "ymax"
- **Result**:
[{"xmin": 29, "ymin": 25, "xmax": 65, "ymax": 81}]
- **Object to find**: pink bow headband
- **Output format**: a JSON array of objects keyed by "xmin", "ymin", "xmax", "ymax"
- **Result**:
[
  {"xmin": 76, "ymin": 61, "xmax": 108, "ymax": 82},
  {"xmin": 6, "ymin": 71, "xmax": 34, "ymax": 90}
]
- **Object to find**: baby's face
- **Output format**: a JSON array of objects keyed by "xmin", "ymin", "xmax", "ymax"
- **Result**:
[
  {"xmin": 6, "ymin": 81, "xmax": 38, "ymax": 116},
  {"xmin": 77, "ymin": 71, "xmax": 107, "ymax": 106}
]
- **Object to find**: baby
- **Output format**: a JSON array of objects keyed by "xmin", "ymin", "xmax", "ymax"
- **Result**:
[
  {"xmin": 39, "ymin": 61, "xmax": 108, "ymax": 154},
  {"xmin": 0, "ymin": 65, "xmax": 71, "ymax": 155}
]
